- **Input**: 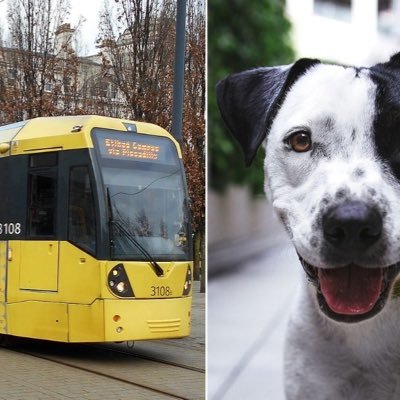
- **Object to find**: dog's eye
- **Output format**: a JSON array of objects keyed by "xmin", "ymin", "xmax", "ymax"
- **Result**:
[{"xmin": 288, "ymin": 131, "xmax": 312, "ymax": 152}]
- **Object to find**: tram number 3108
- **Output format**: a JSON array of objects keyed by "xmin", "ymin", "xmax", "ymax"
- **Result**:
[
  {"xmin": 0, "ymin": 223, "xmax": 22, "ymax": 235},
  {"xmin": 151, "ymin": 286, "xmax": 172, "ymax": 297}
]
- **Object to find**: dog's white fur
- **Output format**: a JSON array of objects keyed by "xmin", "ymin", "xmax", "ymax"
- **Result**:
[{"xmin": 217, "ymin": 58, "xmax": 400, "ymax": 399}]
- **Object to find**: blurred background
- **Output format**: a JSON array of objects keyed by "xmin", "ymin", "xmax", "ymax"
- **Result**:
[{"xmin": 207, "ymin": 0, "xmax": 400, "ymax": 399}]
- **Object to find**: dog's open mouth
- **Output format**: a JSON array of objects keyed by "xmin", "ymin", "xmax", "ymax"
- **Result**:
[{"xmin": 300, "ymin": 257, "xmax": 400, "ymax": 323}]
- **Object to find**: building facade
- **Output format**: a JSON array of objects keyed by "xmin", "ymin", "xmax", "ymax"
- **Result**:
[{"xmin": 286, "ymin": 0, "xmax": 400, "ymax": 65}]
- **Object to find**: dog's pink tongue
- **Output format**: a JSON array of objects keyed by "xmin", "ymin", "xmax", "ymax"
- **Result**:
[{"xmin": 318, "ymin": 265, "xmax": 383, "ymax": 315}]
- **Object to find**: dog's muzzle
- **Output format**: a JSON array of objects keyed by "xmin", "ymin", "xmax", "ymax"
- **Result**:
[{"xmin": 299, "ymin": 200, "xmax": 400, "ymax": 323}]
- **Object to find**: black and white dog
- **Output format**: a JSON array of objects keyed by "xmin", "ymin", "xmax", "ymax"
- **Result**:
[{"xmin": 216, "ymin": 54, "xmax": 400, "ymax": 399}]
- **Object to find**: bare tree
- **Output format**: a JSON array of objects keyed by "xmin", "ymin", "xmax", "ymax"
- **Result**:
[
  {"xmin": 98, "ymin": 0, "xmax": 176, "ymax": 126},
  {"xmin": 3, "ymin": 0, "xmax": 71, "ymax": 118},
  {"xmin": 0, "ymin": 0, "xmax": 113, "ymax": 123},
  {"xmin": 182, "ymin": 0, "xmax": 205, "ymax": 290}
]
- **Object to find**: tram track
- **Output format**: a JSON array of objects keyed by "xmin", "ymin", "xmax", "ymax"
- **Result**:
[
  {"xmin": 98, "ymin": 342, "xmax": 205, "ymax": 373},
  {"xmin": 7, "ymin": 341, "xmax": 205, "ymax": 400}
]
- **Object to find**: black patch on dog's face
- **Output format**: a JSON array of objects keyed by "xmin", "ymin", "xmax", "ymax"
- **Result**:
[{"xmin": 370, "ymin": 63, "xmax": 400, "ymax": 181}]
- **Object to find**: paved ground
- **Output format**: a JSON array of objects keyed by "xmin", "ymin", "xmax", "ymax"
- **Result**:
[
  {"xmin": 208, "ymin": 238, "xmax": 301, "ymax": 400},
  {"xmin": 0, "ymin": 349, "xmax": 166, "ymax": 400}
]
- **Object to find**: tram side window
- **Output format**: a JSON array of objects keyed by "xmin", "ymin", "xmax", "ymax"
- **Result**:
[
  {"xmin": 28, "ymin": 172, "xmax": 57, "ymax": 237},
  {"xmin": 68, "ymin": 167, "xmax": 96, "ymax": 254}
]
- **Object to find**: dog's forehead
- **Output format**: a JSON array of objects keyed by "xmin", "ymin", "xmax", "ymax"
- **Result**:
[
  {"xmin": 272, "ymin": 63, "xmax": 376, "ymax": 134},
  {"xmin": 265, "ymin": 63, "xmax": 381, "ymax": 201}
]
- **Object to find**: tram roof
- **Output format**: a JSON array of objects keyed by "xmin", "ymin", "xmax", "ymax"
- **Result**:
[{"xmin": 0, "ymin": 115, "xmax": 180, "ymax": 157}]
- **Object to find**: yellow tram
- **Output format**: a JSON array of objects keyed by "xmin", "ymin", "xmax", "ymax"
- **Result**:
[{"xmin": 0, "ymin": 115, "xmax": 193, "ymax": 342}]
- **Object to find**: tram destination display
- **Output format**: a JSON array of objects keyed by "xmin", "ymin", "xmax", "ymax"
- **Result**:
[{"xmin": 94, "ymin": 130, "xmax": 177, "ymax": 165}]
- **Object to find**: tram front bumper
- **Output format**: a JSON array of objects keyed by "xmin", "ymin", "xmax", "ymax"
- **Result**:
[{"xmin": 103, "ymin": 296, "xmax": 192, "ymax": 341}]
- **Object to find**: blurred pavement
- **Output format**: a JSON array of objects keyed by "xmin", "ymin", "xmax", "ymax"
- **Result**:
[{"xmin": 207, "ymin": 237, "xmax": 301, "ymax": 400}]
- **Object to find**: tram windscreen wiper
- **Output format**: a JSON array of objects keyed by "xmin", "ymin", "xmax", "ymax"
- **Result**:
[
  {"xmin": 113, "ymin": 219, "xmax": 164, "ymax": 277},
  {"xmin": 106, "ymin": 188, "xmax": 164, "ymax": 277}
]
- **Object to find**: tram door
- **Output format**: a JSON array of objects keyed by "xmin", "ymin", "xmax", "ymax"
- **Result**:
[{"xmin": 19, "ymin": 155, "xmax": 59, "ymax": 292}]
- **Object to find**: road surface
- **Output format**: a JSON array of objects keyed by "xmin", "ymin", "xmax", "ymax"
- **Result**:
[{"xmin": 208, "ymin": 238, "xmax": 301, "ymax": 400}]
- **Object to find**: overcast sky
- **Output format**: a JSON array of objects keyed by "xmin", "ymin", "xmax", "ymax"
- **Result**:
[{"xmin": 69, "ymin": 0, "xmax": 104, "ymax": 55}]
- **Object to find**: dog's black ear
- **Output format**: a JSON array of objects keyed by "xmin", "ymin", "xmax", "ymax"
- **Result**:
[
  {"xmin": 216, "ymin": 58, "xmax": 320, "ymax": 166},
  {"xmin": 387, "ymin": 52, "xmax": 400, "ymax": 67}
]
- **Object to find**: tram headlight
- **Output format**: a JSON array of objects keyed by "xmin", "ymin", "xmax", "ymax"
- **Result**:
[
  {"xmin": 112, "ymin": 269, "xmax": 120, "ymax": 277},
  {"xmin": 116, "ymin": 281, "xmax": 127, "ymax": 293},
  {"xmin": 107, "ymin": 264, "xmax": 134, "ymax": 297},
  {"xmin": 182, "ymin": 265, "xmax": 192, "ymax": 296}
]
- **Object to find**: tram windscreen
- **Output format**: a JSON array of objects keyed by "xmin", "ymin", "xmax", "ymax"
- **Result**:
[{"xmin": 93, "ymin": 129, "xmax": 190, "ymax": 261}]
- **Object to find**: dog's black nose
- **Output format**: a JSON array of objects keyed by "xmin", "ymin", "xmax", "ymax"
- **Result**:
[{"xmin": 322, "ymin": 201, "xmax": 383, "ymax": 252}]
